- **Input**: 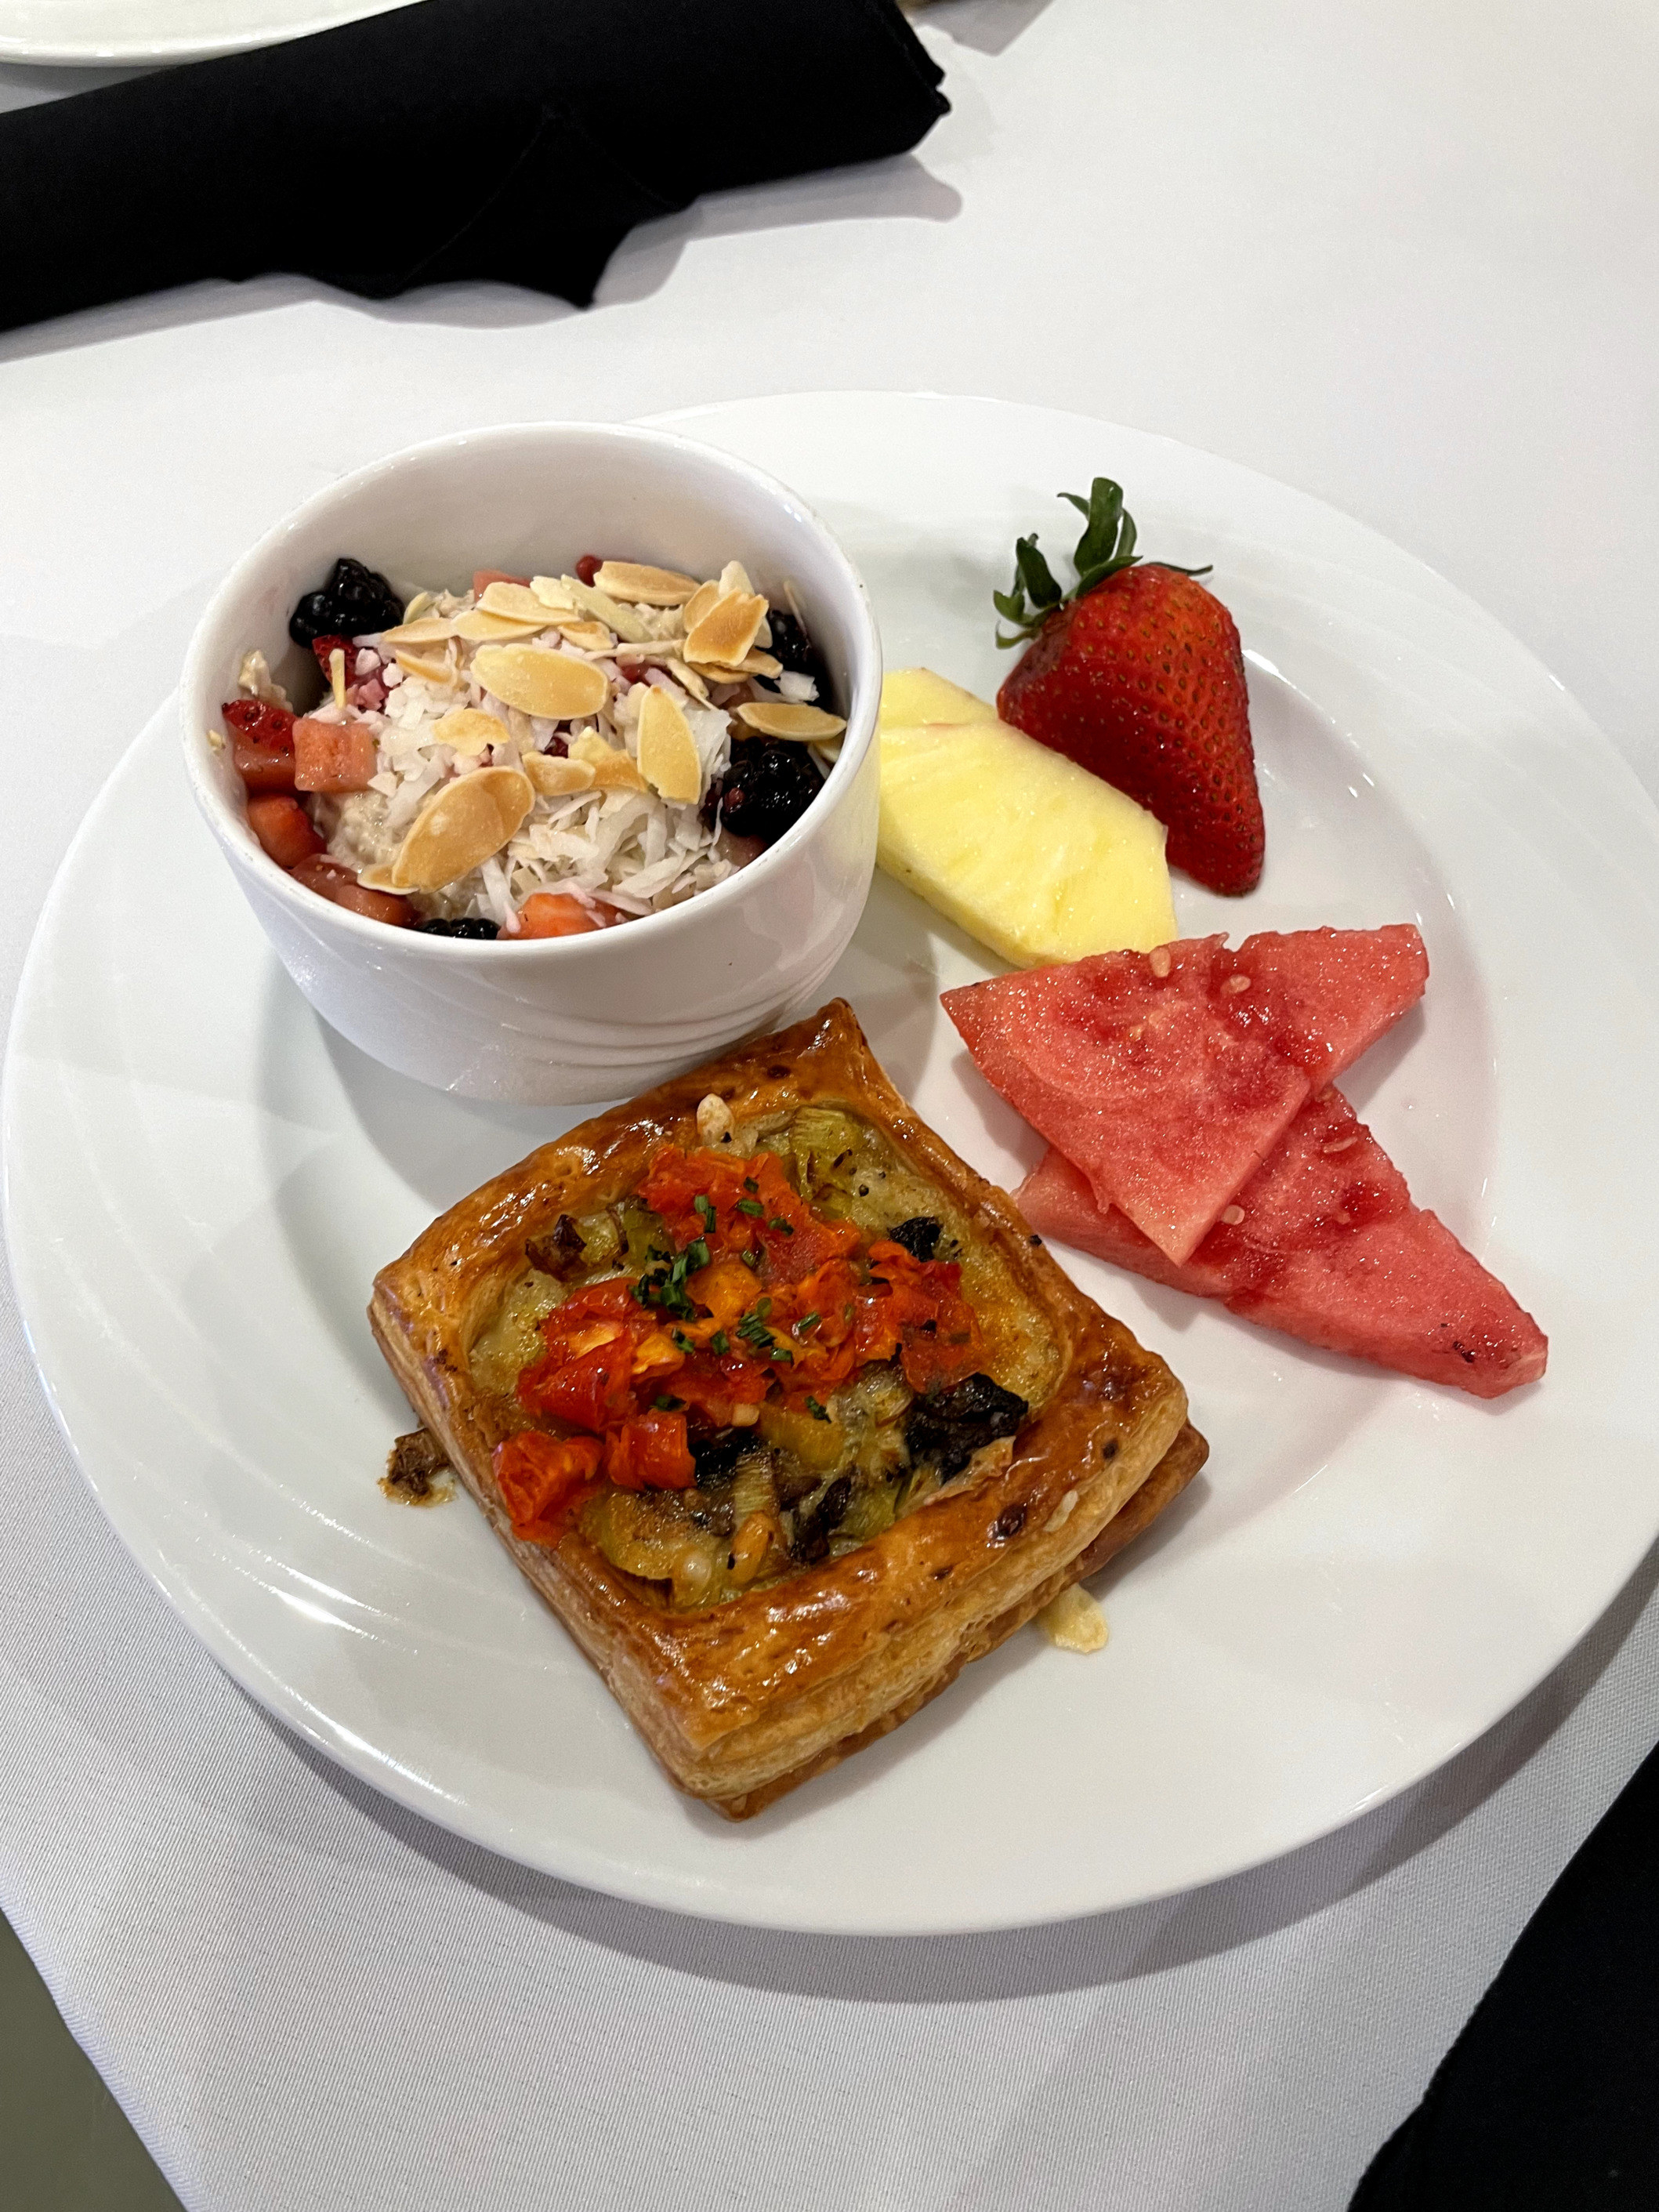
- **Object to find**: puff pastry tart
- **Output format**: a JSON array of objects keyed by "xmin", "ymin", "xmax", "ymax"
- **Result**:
[{"xmin": 370, "ymin": 1000, "xmax": 1207, "ymax": 1818}]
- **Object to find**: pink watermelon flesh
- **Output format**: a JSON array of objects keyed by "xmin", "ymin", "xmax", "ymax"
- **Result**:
[
  {"xmin": 1215, "ymin": 925, "xmax": 1429, "ymax": 1086},
  {"xmin": 1017, "ymin": 1093, "xmax": 1547, "ymax": 1400},
  {"xmin": 943, "ymin": 926, "xmax": 1427, "ymax": 1267},
  {"xmin": 943, "ymin": 938, "xmax": 1308, "ymax": 1265}
]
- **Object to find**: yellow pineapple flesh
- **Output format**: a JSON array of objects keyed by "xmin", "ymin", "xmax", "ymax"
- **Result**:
[{"xmin": 878, "ymin": 670, "xmax": 1177, "ymax": 965}]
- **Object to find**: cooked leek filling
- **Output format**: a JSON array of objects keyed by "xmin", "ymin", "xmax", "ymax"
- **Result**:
[{"xmin": 473, "ymin": 1104, "xmax": 1060, "ymax": 1605}]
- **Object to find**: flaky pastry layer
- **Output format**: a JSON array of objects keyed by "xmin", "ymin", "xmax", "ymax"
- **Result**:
[{"xmin": 371, "ymin": 999, "xmax": 1204, "ymax": 1816}]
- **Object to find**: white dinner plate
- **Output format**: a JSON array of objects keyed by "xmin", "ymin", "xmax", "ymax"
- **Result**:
[
  {"xmin": 7, "ymin": 392, "xmax": 1658, "ymax": 1934},
  {"xmin": 0, "ymin": 0, "xmax": 398, "ymax": 62}
]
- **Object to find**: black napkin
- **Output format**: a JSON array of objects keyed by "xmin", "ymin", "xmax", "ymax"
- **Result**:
[
  {"xmin": 0, "ymin": 0, "xmax": 947, "ymax": 335},
  {"xmin": 1351, "ymin": 1734, "xmax": 1659, "ymax": 2208}
]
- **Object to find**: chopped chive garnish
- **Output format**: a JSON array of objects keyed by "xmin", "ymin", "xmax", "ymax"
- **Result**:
[
  {"xmin": 805, "ymin": 1396, "xmax": 830, "ymax": 1422},
  {"xmin": 743, "ymin": 1177, "xmax": 759, "ymax": 1193},
  {"xmin": 709, "ymin": 1329, "xmax": 730, "ymax": 1355},
  {"xmin": 767, "ymin": 1217, "xmax": 794, "ymax": 1234},
  {"xmin": 736, "ymin": 1198, "xmax": 764, "ymax": 1217},
  {"xmin": 794, "ymin": 1312, "xmax": 820, "ymax": 1336},
  {"xmin": 653, "ymin": 1394, "xmax": 684, "ymax": 1412}
]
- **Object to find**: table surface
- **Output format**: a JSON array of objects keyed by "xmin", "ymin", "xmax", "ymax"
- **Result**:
[{"xmin": 2, "ymin": 5, "xmax": 1657, "ymax": 2207}]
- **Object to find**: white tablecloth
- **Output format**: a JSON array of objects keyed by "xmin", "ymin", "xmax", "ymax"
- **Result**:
[{"xmin": 3, "ymin": 6, "xmax": 1657, "ymax": 2207}]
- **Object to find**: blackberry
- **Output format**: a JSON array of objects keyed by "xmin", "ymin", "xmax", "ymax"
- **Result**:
[
  {"xmin": 716, "ymin": 738, "xmax": 824, "ymax": 845},
  {"xmin": 415, "ymin": 917, "xmax": 500, "ymax": 940},
  {"xmin": 289, "ymin": 557, "xmax": 404, "ymax": 647},
  {"xmin": 764, "ymin": 609, "xmax": 831, "ymax": 696}
]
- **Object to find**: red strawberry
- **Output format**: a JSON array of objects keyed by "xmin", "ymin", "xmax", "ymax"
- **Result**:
[{"xmin": 992, "ymin": 480, "xmax": 1265, "ymax": 895}]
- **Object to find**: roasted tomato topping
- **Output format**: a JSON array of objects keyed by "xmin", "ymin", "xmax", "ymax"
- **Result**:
[
  {"xmin": 510, "ymin": 1148, "xmax": 991, "ymax": 1516},
  {"xmin": 491, "ymin": 1431, "xmax": 603, "ymax": 1545}
]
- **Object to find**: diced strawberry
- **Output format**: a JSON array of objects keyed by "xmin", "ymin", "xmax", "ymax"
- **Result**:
[
  {"xmin": 473, "ymin": 568, "xmax": 531, "ymax": 595},
  {"xmin": 515, "ymin": 892, "xmax": 604, "ymax": 938},
  {"xmin": 247, "ymin": 794, "xmax": 324, "ymax": 869},
  {"xmin": 288, "ymin": 854, "xmax": 414, "ymax": 927},
  {"xmin": 223, "ymin": 698, "xmax": 297, "ymax": 792},
  {"xmin": 231, "ymin": 732, "xmax": 296, "ymax": 793},
  {"xmin": 293, "ymin": 717, "xmax": 378, "ymax": 793},
  {"xmin": 310, "ymin": 634, "xmax": 353, "ymax": 681}
]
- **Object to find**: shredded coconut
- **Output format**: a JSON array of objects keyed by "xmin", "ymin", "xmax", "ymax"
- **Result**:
[{"xmin": 240, "ymin": 560, "xmax": 845, "ymax": 932}]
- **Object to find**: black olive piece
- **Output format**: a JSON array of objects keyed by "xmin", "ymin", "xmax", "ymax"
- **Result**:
[
  {"xmin": 773, "ymin": 1464, "xmax": 822, "ymax": 1509},
  {"xmin": 525, "ymin": 1214, "xmax": 587, "ymax": 1278},
  {"xmin": 288, "ymin": 556, "xmax": 405, "ymax": 647},
  {"xmin": 904, "ymin": 1373, "xmax": 1029, "ymax": 1482},
  {"xmin": 717, "ymin": 738, "xmax": 824, "ymax": 846},
  {"xmin": 889, "ymin": 1215, "xmax": 943, "ymax": 1263},
  {"xmin": 416, "ymin": 916, "xmax": 500, "ymax": 939},
  {"xmin": 789, "ymin": 1474, "xmax": 854, "ymax": 1565},
  {"xmin": 763, "ymin": 609, "xmax": 831, "ymax": 694},
  {"xmin": 691, "ymin": 1429, "xmax": 749, "ymax": 1485}
]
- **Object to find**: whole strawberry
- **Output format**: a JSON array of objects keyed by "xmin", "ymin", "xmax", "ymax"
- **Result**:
[{"xmin": 993, "ymin": 480, "xmax": 1264, "ymax": 894}]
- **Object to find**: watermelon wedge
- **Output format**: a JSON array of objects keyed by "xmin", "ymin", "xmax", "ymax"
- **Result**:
[
  {"xmin": 941, "ymin": 926, "xmax": 1428, "ymax": 1265},
  {"xmin": 944, "ymin": 937, "xmax": 1306, "ymax": 1264},
  {"xmin": 1017, "ymin": 1091, "xmax": 1547, "ymax": 1399},
  {"xmin": 1215, "ymin": 925, "xmax": 1428, "ymax": 1085}
]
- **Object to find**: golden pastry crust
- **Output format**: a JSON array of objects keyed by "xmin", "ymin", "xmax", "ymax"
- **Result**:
[{"xmin": 370, "ymin": 999, "xmax": 1204, "ymax": 1817}]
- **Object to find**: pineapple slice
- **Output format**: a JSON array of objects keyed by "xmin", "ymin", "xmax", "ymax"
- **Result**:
[
  {"xmin": 879, "ymin": 666, "xmax": 998, "ymax": 731},
  {"xmin": 879, "ymin": 715, "xmax": 1177, "ymax": 965}
]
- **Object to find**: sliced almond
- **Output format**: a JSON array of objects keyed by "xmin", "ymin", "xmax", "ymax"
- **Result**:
[
  {"xmin": 560, "ymin": 575, "xmax": 650, "ymax": 645},
  {"xmin": 552, "ymin": 618, "xmax": 617, "ymax": 654},
  {"xmin": 685, "ymin": 589, "xmax": 766, "ymax": 669},
  {"xmin": 1038, "ymin": 1585, "xmax": 1109, "ymax": 1654},
  {"xmin": 665, "ymin": 657, "xmax": 711, "ymax": 704},
  {"xmin": 394, "ymin": 646, "xmax": 462, "ymax": 688},
  {"xmin": 432, "ymin": 708, "xmax": 505, "ymax": 759},
  {"xmin": 529, "ymin": 575, "xmax": 580, "ymax": 615},
  {"xmin": 593, "ymin": 560, "xmax": 701, "ymax": 607},
  {"xmin": 680, "ymin": 579, "xmax": 722, "ymax": 633},
  {"xmin": 523, "ymin": 752, "xmax": 598, "ymax": 797},
  {"xmin": 400, "ymin": 591, "xmax": 436, "ymax": 623},
  {"xmin": 473, "ymin": 644, "xmax": 609, "ymax": 720},
  {"xmin": 451, "ymin": 607, "xmax": 549, "ymax": 644},
  {"xmin": 477, "ymin": 581, "xmax": 560, "ymax": 625},
  {"xmin": 382, "ymin": 616, "xmax": 457, "ymax": 648},
  {"xmin": 359, "ymin": 863, "xmax": 400, "ymax": 892},
  {"xmin": 328, "ymin": 647, "xmax": 347, "ymax": 710},
  {"xmin": 390, "ymin": 767, "xmax": 534, "ymax": 891},
  {"xmin": 636, "ymin": 687, "xmax": 702, "ymax": 805},
  {"xmin": 567, "ymin": 730, "xmax": 648, "ymax": 793},
  {"xmin": 717, "ymin": 560, "xmax": 755, "ymax": 600},
  {"xmin": 687, "ymin": 649, "xmax": 782, "ymax": 685},
  {"xmin": 734, "ymin": 702, "xmax": 847, "ymax": 742}
]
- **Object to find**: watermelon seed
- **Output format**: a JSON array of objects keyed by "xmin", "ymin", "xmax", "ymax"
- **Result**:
[
  {"xmin": 1147, "ymin": 945, "xmax": 1172, "ymax": 978},
  {"xmin": 1223, "ymin": 973, "xmax": 1251, "ymax": 994},
  {"xmin": 1322, "ymin": 1137, "xmax": 1358, "ymax": 1155},
  {"xmin": 1220, "ymin": 1205, "xmax": 1245, "ymax": 1225}
]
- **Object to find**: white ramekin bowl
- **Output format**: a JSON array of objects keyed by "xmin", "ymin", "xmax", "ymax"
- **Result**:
[{"xmin": 179, "ymin": 422, "xmax": 881, "ymax": 1105}]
